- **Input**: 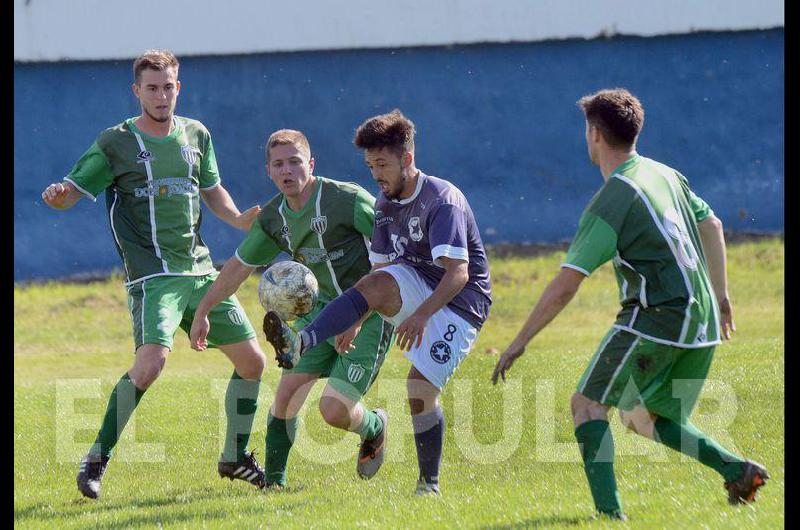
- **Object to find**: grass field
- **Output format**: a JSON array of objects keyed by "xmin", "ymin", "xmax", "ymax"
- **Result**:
[{"xmin": 14, "ymin": 238, "xmax": 784, "ymax": 528}]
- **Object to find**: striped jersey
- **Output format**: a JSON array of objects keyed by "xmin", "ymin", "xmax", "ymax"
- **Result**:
[
  {"xmin": 562, "ymin": 154, "xmax": 721, "ymax": 348},
  {"xmin": 64, "ymin": 116, "xmax": 221, "ymax": 285},
  {"xmin": 236, "ymin": 177, "xmax": 375, "ymax": 304}
]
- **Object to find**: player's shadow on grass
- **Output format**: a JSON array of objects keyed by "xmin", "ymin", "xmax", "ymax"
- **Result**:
[
  {"xmin": 483, "ymin": 515, "xmax": 592, "ymax": 529},
  {"xmin": 15, "ymin": 484, "xmax": 307, "ymax": 523}
]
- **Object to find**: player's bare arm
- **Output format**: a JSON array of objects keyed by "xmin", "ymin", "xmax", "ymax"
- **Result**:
[
  {"xmin": 200, "ymin": 184, "xmax": 261, "ymax": 231},
  {"xmin": 395, "ymin": 256, "xmax": 469, "ymax": 351},
  {"xmin": 41, "ymin": 181, "xmax": 84, "ymax": 210},
  {"xmin": 698, "ymin": 214, "xmax": 735, "ymax": 339},
  {"xmin": 492, "ymin": 267, "xmax": 585, "ymax": 384},
  {"xmin": 190, "ymin": 256, "xmax": 254, "ymax": 350}
]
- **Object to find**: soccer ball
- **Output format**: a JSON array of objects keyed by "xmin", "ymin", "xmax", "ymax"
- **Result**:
[{"xmin": 258, "ymin": 260, "xmax": 319, "ymax": 321}]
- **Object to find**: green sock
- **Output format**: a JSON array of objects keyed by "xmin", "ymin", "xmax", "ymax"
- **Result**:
[
  {"xmin": 354, "ymin": 409, "xmax": 383, "ymax": 441},
  {"xmin": 575, "ymin": 420, "xmax": 623, "ymax": 516},
  {"xmin": 654, "ymin": 417, "xmax": 745, "ymax": 482},
  {"xmin": 265, "ymin": 412, "xmax": 298, "ymax": 486},
  {"xmin": 91, "ymin": 373, "xmax": 146, "ymax": 458},
  {"xmin": 222, "ymin": 371, "xmax": 261, "ymax": 463}
]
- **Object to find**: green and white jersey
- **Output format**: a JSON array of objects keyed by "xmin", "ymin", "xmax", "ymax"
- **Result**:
[
  {"xmin": 236, "ymin": 177, "xmax": 375, "ymax": 304},
  {"xmin": 563, "ymin": 155, "xmax": 720, "ymax": 348},
  {"xmin": 64, "ymin": 116, "xmax": 221, "ymax": 286}
]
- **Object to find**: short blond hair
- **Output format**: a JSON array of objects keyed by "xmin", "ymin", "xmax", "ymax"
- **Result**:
[
  {"xmin": 266, "ymin": 129, "xmax": 311, "ymax": 163},
  {"xmin": 133, "ymin": 49, "xmax": 179, "ymax": 84}
]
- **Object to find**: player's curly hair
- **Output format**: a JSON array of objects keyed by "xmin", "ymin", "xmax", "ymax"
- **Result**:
[
  {"xmin": 578, "ymin": 88, "xmax": 644, "ymax": 149},
  {"xmin": 133, "ymin": 49, "xmax": 179, "ymax": 84},
  {"xmin": 353, "ymin": 109, "xmax": 416, "ymax": 156}
]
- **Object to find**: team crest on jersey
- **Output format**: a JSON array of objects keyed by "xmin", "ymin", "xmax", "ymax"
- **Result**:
[
  {"xmin": 347, "ymin": 363, "xmax": 366, "ymax": 384},
  {"xmin": 311, "ymin": 215, "xmax": 328, "ymax": 235},
  {"xmin": 430, "ymin": 341, "xmax": 451, "ymax": 364},
  {"xmin": 180, "ymin": 145, "xmax": 200, "ymax": 166},
  {"xmin": 227, "ymin": 308, "xmax": 245, "ymax": 326},
  {"xmin": 136, "ymin": 150, "xmax": 155, "ymax": 163},
  {"xmin": 408, "ymin": 216, "xmax": 424, "ymax": 242}
]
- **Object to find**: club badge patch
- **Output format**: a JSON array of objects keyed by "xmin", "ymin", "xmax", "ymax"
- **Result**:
[
  {"xmin": 430, "ymin": 341, "xmax": 451, "ymax": 364},
  {"xmin": 408, "ymin": 216, "xmax": 424, "ymax": 242},
  {"xmin": 347, "ymin": 363, "xmax": 366, "ymax": 383}
]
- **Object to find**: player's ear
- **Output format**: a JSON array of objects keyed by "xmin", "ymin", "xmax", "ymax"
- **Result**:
[
  {"xmin": 175, "ymin": 80, "xmax": 181, "ymax": 95},
  {"xmin": 308, "ymin": 157, "xmax": 315, "ymax": 173},
  {"xmin": 402, "ymin": 151, "xmax": 413, "ymax": 168},
  {"xmin": 132, "ymin": 82, "xmax": 140, "ymax": 99}
]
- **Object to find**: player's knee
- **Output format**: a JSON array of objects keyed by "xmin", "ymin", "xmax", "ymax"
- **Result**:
[
  {"xmin": 319, "ymin": 396, "xmax": 350, "ymax": 429},
  {"xmin": 355, "ymin": 272, "xmax": 399, "ymax": 315},
  {"xmin": 570, "ymin": 392, "xmax": 601, "ymax": 419},
  {"xmin": 131, "ymin": 363, "xmax": 162, "ymax": 390},
  {"xmin": 237, "ymin": 352, "xmax": 266, "ymax": 380},
  {"xmin": 618, "ymin": 410, "xmax": 635, "ymax": 431}
]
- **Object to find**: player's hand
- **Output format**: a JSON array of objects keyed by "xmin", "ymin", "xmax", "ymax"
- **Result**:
[
  {"xmin": 190, "ymin": 314, "xmax": 211, "ymax": 351},
  {"xmin": 335, "ymin": 323, "xmax": 362, "ymax": 354},
  {"xmin": 491, "ymin": 343, "xmax": 526, "ymax": 385},
  {"xmin": 719, "ymin": 297, "xmax": 736, "ymax": 340},
  {"xmin": 396, "ymin": 312, "xmax": 429, "ymax": 351},
  {"xmin": 41, "ymin": 182, "xmax": 72, "ymax": 209},
  {"xmin": 235, "ymin": 205, "xmax": 261, "ymax": 231}
]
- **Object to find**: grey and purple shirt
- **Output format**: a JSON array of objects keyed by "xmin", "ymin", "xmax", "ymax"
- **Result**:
[{"xmin": 369, "ymin": 172, "xmax": 492, "ymax": 329}]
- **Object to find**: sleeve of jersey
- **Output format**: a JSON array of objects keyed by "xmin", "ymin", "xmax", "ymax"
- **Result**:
[
  {"xmin": 562, "ymin": 211, "xmax": 619, "ymax": 276},
  {"xmin": 199, "ymin": 136, "xmax": 221, "ymax": 190},
  {"xmin": 353, "ymin": 187, "xmax": 377, "ymax": 238},
  {"xmin": 235, "ymin": 222, "xmax": 281, "ymax": 267},
  {"xmin": 368, "ymin": 220, "xmax": 392, "ymax": 265},
  {"xmin": 686, "ymin": 187, "xmax": 714, "ymax": 223},
  {"xmin": 63, "ymin": 141, "xmax": 114, "ymax": 201},
  {"xmin": 428, "ymin": 204, "xmax": 469, "ymax": 266}
]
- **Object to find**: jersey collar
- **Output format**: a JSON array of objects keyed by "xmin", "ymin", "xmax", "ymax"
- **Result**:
[
  {"xmin": 391, "ymin": 171, "xmax": 426, "ymax": 205},
  {"xmin": 611, "ymin": 154, "xmax": 641, "ymax": 176},
  {"xmin": 280, "ymin": 177, "xmax": 320, "ymax": 217},
  {"xmin": 127, "ymin": 116, "xmax": 181, "ymax": 143}
]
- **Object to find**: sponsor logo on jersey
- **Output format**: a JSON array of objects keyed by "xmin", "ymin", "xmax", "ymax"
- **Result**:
[
  {"xmin": 180, "ymin": 145, "xmax": 200, "ymax": 166},
  {"xmin": 136, "ymin": 150, "xmax": 155, "ymax": 163},
  {"xmin": 408, "ymin": 217, "xmax": 424, "ymax": 242},
  {"xmin": 347, "ymin": 363, "xmax": 366, "ymax": 384},
  {"xmin": 430, "ymin": 341, "xmax": 452, "ymax": 364},
  {"xmin": 310, "ymin": 215, "xmax": 328, "ymax": 235},
  {"xmin": 227, "ymin": 307, "xmax": 245, "ymax": 326},
  {"xmin": 134, "ymin": 177, "xmax": 195, "ymax": 198},
  {"xmin": 375, "ymin": 215, "xmax": 395, "ymax": 227}
]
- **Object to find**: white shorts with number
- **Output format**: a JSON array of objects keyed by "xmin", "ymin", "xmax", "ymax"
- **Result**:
[{"xmin": 376, "ymin": 264, "xmax": 478, "ymax": 389}]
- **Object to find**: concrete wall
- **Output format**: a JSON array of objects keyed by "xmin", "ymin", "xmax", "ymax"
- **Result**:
[
  {"xmin": 15, "ymin": 0, "xmax": 783, "ymax": 61},
  {"xmin": 14, "ymin": 29, "xmax": 784, "ymax": 281}
]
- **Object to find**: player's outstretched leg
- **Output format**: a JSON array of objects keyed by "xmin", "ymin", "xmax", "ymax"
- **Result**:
[
  {"xmin": 263, "ymin": 283, "xmax": 393, "ymax": 368},
  {"xmin": 619, "ymin": 407, "xmax": 769, "ymax": 504}
]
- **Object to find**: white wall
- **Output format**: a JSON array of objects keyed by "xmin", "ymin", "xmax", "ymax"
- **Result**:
[{"xmin": 15, "ymin": 0, "xmax": 784, "ymax": 62}]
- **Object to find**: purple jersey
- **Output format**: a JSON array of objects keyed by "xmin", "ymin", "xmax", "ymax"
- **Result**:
[{"xmin": 370, "ymin": 172, "xmax": 492, "ymax": 329}]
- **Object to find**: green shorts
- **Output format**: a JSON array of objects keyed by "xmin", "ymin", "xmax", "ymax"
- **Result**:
[
  {"xmin": 577, "ymin": 328, "xmax": 715, "ymax": 423},
  {"xmin": 126, "ymin": 272, "xmax": 257, "ymax": 351},
  {"xmin": 286, "ymin": 303, "xmax": 395, "ymax": 402}
]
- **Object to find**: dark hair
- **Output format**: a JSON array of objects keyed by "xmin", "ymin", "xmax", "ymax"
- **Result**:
[
  {"xmin": 353, "ymin": 109, "xmax": 415, "ymax": 156},
  {"xmin": 578, "ymin": 88, "xmax": 644, "ymax": 148},
  {"xmin": 133, "ymin": 49, "xmax": 179, "ymax": 84}
]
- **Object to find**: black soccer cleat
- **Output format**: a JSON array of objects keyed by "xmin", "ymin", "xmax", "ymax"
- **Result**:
[
  {"xmin": 357, "ymin": 409, "xmax": 388, "ymax": 480},
  {"xmin": 218, "ymin": 451, "xmax": 267, "ymax": 489},
  {"xmin": 77, "ymin": 453, "xmax": 110, "ymax": 499},
  {"xmin": 262, "ymin": 311, "xmax": 302, "ymax": 369},
  {"xmin": 725, "ymin": 460, "xmax": 769, "ymax": 505}
]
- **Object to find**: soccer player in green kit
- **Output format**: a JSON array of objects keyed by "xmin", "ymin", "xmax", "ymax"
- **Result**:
[
  {"xmin": 491, "ymin": 88, "xmax": 768, "ymax": 519},
  {"xmin": 41, "ymin": 50, "xmax": 269, "ymax": 498},
  {"xmin": 190, "ymin": 129, "xmax": 394, "ymax": 487}
]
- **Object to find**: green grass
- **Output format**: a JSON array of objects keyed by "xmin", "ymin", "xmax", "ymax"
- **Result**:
[{"xmin": 14, "ymin": 239, "xmax": 784, "ymax": 528}]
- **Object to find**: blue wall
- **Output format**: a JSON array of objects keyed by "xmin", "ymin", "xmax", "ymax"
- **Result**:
[{"xmin": 14, "ymin": 30, "xmax": 783, "ymax": 281}]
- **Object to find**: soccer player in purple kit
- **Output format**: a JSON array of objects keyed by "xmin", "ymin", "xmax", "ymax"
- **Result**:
[{"xmin": 263, "ymin": 109, "xmax": 492, "ymax": 495}]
